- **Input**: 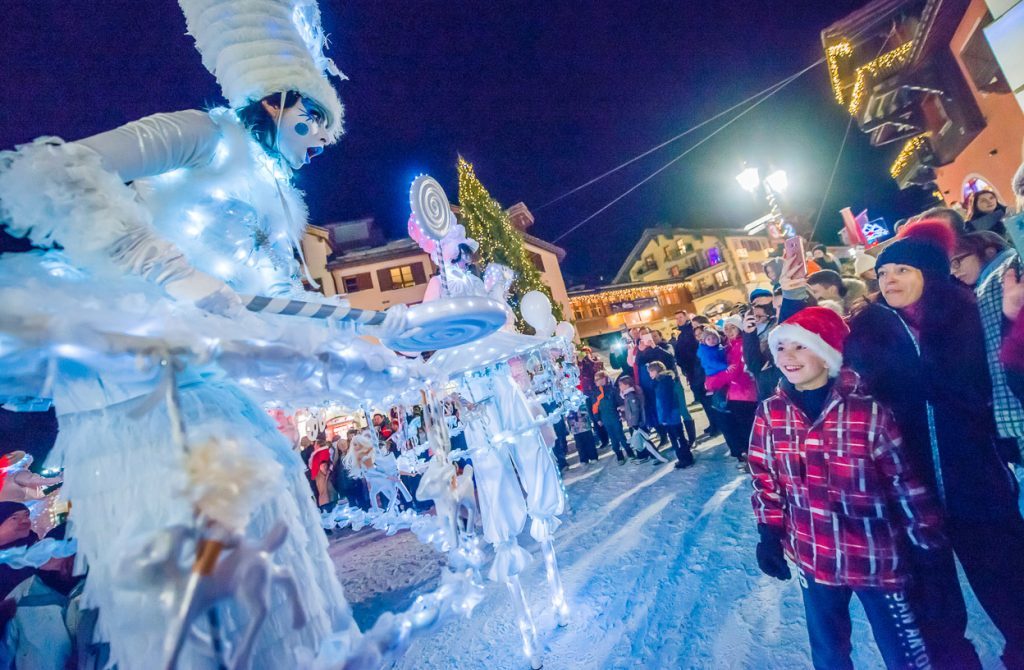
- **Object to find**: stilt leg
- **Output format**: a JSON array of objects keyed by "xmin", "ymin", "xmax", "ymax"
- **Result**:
[
  {"xmin": 540, "ymin": 538, "xmax": 570, "ymax": 627},
  {"xmin": 506, "ymin": 575, "xmax": 542, "ymax": 669}
]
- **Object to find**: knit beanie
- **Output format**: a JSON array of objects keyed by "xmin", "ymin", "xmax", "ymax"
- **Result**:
[
  {"xmin": 853, "ymin": 252, "xmax": 876, "ymax": 276},
  {"xmin": 748, "ymin": 288, "xmax": 772, "ymax": 303},
  {"xmin": 876, "ymin": 219, "xmax": 955, "ymax": 276},
  {"xmin": 768, "ymin": 306, "xmax": 850, "ymax": 377}
]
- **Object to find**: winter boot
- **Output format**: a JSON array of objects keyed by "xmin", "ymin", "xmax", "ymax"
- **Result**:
[{"xmin": 683, "ymin": 419, "xmax": 697, "ymax": 446}]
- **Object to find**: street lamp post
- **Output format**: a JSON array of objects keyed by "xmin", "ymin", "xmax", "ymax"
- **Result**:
[{"xmin": 736, "ymin": 166, "xmax": 794, "ymax": 239}]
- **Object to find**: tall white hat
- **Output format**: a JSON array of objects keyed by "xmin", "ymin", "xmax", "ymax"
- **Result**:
[{"xmin": 179, "ymin": 0, "xmax": 345, "ymax": 141}]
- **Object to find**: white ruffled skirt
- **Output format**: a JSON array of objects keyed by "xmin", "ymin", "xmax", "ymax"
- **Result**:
[{"xmin": 48, "ymin": 379, "xmax": 356, "ymax": 670}]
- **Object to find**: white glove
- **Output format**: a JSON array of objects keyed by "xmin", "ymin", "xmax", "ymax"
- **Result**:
[
  {"xmin": 360, "ymin": 303, "xmax": 409, "ymax": 340},
  {"xmin": 165, "ymin": 271, "xmax": 244, "ymax": 317}
]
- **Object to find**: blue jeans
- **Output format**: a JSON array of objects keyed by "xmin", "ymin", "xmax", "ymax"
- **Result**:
[{"xmin": 800, "ymin": 573, "xmax": 931, "ymax": 670}]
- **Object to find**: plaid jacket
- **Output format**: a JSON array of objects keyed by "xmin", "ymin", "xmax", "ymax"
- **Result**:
[
  {"xmin": 749, "ymin": 369, "xmax": 945, "ymax": 588},
  {"xmin": 975, "ymin": 249, "xmax": 1024, "ymax": 446}
]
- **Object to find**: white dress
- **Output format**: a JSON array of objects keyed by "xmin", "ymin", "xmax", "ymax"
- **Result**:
[{"xmin": 0, "ymin": 109, "xmax": 358, "ymax": 668}]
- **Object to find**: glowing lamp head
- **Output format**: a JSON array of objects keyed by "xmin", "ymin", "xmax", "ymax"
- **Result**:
[
  {"xmin": 765, "ymin": 169, "xmax": 788, "ymax": 194},
  {"xmin": 736, "ymin": 166, "xmax": 760, "ymax": 192}
]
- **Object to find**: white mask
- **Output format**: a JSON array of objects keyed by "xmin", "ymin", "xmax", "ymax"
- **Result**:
[{"xmin": 269, "ymin": 97, "xmax": 330, "ymax": 170}]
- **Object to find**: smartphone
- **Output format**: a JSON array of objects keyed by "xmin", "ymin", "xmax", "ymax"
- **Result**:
[{"xmin": 783, "ymin": 236, "xmax": 807, "ymax": 282}]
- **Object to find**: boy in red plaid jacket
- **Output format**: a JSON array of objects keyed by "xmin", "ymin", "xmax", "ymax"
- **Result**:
[{"xmin": 748, "ymin": 307, "xmax": 944, "ymax": 670}]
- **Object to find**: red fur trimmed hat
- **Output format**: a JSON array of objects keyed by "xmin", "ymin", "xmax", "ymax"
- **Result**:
[
  {"xmin": 876, "ymin": 219, "xmax": 956, "ymax": 276},
  {"xmin": 768, "ymin": 306, "xmax": 850, "ymax": 377}
]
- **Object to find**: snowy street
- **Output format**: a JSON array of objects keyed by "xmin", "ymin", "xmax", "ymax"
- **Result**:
[{"xmin": 331, "ymin": 425, "xmax": 1009, "ymax": 670}]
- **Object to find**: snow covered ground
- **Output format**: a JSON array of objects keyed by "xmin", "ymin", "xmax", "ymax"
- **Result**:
[{"xmin": 330, "ymin": 425, "xmax": 1009, "ymax": 669}]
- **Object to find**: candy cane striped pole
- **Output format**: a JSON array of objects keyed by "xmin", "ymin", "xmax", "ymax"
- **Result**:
[{"xmin": 239, "ymin": 295, "xmax": 387, "ymax": 325}]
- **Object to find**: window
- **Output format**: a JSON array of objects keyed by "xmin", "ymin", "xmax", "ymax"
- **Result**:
[
  {"xmin": 390, "ymin": 265, "xmax": 416, "ymax": 289},
  {"xmin": 643, "ymin": 255, "xmax": 657, "ymax": 271},
  {"xmin": 528, "ymin": 251, "xmax": 545, "ymax": 272},
  {"xmin": 707, "ymin": 247, "xmax": 722, "ymax": 266},
  {"xmin": 713, "ymin": 269, "xmax": 729, "ymax": 286},
  {"xmin": 734, "ymin": 247, "xmax": 749, "ymax": 260},
  {"xmin": 376, "ymin": 263, "xmax": 426, "ymax": 291},
  {"xmin": 676, "ymin": 240, "xmax": 693, "ymax": 254},
  {"xmin": 341, "ymin": 272, "xmax": 373, "ymax": 293}
]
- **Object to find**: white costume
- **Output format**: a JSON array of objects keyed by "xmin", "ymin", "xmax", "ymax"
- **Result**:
[{"xmin": 0, "ymin": 2, "xmax": 364, "ymax": 667}]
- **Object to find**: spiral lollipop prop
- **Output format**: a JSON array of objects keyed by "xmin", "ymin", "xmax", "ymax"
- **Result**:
[{"xmin": 409, "ymin": 175, "xmax": 454, "ymax": 296}]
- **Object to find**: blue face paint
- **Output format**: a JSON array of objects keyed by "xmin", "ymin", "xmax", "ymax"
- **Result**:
[{"xmin": 294, "ymin": 122, "xmax": 310, "ymax": 136}]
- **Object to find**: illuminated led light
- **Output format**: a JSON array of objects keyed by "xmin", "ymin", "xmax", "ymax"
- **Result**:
[
  {"xmin": 826, "ymin": 41, "xmax": 853, "ymax": 104},
  {"xmin": 847, "ymin": 41, "xmax": 915, "ymax": 116},
  {"xmin": 889, "ymin": 134, "xmax": 929, "ymax": 179}
]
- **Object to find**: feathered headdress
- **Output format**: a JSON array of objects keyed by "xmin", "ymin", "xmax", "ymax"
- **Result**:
[{"xmin": 178, "ymin": 0, "xmax": 346, "ymax": 141}]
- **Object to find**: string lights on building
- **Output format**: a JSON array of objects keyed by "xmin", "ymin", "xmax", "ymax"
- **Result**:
[
  {"xmin": 570, "ymin": 282, "xmax": 691, "ymax": 308},
  {"xmin": 846, "ymin": 40, "xmax": 915, "ymax": 116},
  {"xmin": 889, "ymin": 134, "xmax": 929, "ymax": 179},
  {"xmin": 826, "ymin": 41, "xmax": 853, "ymax": 104}
]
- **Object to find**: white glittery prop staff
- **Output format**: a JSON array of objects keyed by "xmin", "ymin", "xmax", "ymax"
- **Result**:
[{"xmin": 238, "ymin": 294, "xmax": 506, "ymax": 353}]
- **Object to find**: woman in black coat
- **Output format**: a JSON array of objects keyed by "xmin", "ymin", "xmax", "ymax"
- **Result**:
[{"xmin": 845, "ymin": 220, "xmax": 1024, "ymax": 670}]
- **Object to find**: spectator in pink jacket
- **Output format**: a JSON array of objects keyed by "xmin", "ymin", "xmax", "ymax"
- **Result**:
[{"xmin": 706, "ymin": 315, "xmax": 758, "ymax": 464}]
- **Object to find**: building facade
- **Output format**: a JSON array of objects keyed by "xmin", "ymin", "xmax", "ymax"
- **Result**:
[
  {"xmin": 570, "ymin": 228, "xmax": 774, "ymax": 341},
  {"xmin": 300, "ymin": 203, "xmax": 572, "ymax": 316},
  {"xmin": 822, "ymin": 0, "xmax": 1024, "ymax": 204}
]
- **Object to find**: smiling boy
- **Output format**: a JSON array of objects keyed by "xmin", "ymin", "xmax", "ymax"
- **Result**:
[{"xmin": 748, "ymin": 307, "xmax": 944, "ymax": 670}]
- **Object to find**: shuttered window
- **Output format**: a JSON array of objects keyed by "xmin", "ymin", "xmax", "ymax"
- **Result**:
[
  {"xmin": 377, "ymin": 263, "xmax": 427, "ymax": 291},
  {"xmin": 341, "ymin": 272, "xmax": 373, "ymax": 293}
]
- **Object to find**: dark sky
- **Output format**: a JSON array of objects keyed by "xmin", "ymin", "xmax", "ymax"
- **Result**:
[{"xmin": 2, "ymin": 1, "xmax": 936, "ymax": 285}]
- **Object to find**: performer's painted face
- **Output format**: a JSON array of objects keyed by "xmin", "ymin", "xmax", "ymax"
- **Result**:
[{"xmin": 264, "ymin": 97, "xmax": 330, "ymax": 170}]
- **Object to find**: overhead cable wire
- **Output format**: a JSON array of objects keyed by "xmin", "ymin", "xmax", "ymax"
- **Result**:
[
  {"xmin": 551, "ymin": 60, "xmax": 822, "ymax": 244},
  {"xmin": 809, "ymin": 114, "xmax": 854, "ymax": 241},
  {"xmin": 536, "ymin": 58, "xmax": 825, "ymax": 213}
]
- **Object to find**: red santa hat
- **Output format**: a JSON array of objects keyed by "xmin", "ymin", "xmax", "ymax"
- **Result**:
[{"xmin": 768, "ymin": 307, "xmax": 850, "ymax": 377}]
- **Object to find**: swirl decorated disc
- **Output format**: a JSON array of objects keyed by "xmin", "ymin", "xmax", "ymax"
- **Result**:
[
  {"xmin": 383, "ymin": 297, "xmax": 507, "ymax": 351},
  {"xmin": 409, "ymin": 175, "xmax": 452, "ymax": 242}
]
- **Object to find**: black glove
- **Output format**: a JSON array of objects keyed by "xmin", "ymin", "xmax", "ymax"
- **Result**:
[{"xmin": 755, "ymin": 524, "xmax": 791, "ymax": 581}]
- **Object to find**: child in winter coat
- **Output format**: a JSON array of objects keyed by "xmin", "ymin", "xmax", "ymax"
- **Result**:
[
  {"xmin": 706, "ymin": 319, "xmax": 759, "ymax": 464},
  {"xmin": 617, "ymin": 375, "xmax": 669, "ymax": 463},
  {"xmin": 566, "ymin": 406, "xmax": 599, "ymax": 465},
  {"xmin": 748, "ymin": 307, "xmax": 944, "ymax": 670},
  {"xmin": 593, "ymin": 370, "xmax": 635, "ymax": 463},
  {"xmin": 645, "ymin": 361, "xmax": 694, "ymax": 469},
  {"xmin": 697, "ymin": 328, "xmax": 729, "ymax": 376}
]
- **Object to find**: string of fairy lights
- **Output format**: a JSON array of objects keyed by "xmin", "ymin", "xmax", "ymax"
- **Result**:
[
  {"xmin": 890, "ymin": 134, "xmax": 931, "ymax": 179},
  {"xmin": 826, "ymin": 38, "xmax": 917, "ymax": 116}
]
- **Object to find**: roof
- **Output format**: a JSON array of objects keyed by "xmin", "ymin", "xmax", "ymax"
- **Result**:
[
  {"xmin": 325, "ymin": 232, "xmax": 567, "ymax": 271},
  {"xmin": 326, "ymin": 239, "xmax": 428, "ymax": 271},
  {"xmin": 611, "ymin": 226, "xmax": 753, "ymax": 284},
  {"xmin": 523, "ymin": 233, "xmax": 567, "ymax": 261}
]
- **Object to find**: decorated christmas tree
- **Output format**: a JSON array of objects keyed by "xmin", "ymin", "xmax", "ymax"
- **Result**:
[{"xmin": 456, "ymin": 156, "xmax": 564, "ymax": 329}]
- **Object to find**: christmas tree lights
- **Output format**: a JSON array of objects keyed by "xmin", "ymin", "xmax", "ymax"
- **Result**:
[{"xmin": 457, "ymin": 157, "xmax": 564, "ymax": 330}]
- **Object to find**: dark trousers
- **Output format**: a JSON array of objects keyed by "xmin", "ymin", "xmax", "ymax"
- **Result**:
[
  {"xmin": 905, "ymin": 548, "xmax": 981, "ymax": 670},
  {"xmin": 721, "ymin": 400, "xmax": 756, "ymax": 459},
  {"xmin": 573, "ymin": 431, "xmax": 599, "ymax": 463},
  {"xmin": 945, "ymin": 517, "xmax": 1024, "ymax": 668},
  {"xmin": 604, "ymin": 418, "xmax": 634, "ymax": 459},
  {"xmin": 697, "ymin": 393, "xmax": 720, "ymax": 434},
  {"xmin": 665, "ymin": 423, "xmax": 692, "ymax": 465},
  {"xmin": 800, "ymin": 573, "xmax": 930, "ymax": 670},
  {"xmin": 552, "ymin": 434, "xmax": 569, "ymax": 469},
  {"xmin": 346, "ymin": 480, "xmax": 372, "ymax": 511}
]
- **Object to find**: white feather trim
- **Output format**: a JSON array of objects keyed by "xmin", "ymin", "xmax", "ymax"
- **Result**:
[
  {"xmin": 0, "ymin": 138, "xmax": 154, "ymax": 271},
  {"xmin": 179, "ymin": 0, "xmax": 345, "ymax": 141}
]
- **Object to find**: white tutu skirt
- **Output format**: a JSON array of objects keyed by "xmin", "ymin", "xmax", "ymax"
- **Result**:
[{"xmin": 47, "ymin": 379, "xmax": 356, "ymax": 670}]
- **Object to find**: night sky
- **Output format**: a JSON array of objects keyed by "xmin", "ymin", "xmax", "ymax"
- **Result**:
[{"xmin": 3, "ymin": 1, "xmax": 937, "ymax": 285}]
